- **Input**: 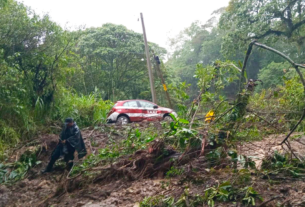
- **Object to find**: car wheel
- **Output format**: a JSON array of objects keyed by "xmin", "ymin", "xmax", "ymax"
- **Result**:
[
  {"xmin": 163, "ymin": 115, "xmax": 173, "ymax": 122},
  {"xmin": 116, "ymin": 115, "xmax": 129, "ymax": 125}
]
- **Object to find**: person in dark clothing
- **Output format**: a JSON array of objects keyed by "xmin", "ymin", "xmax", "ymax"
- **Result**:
[{"xmin": 42, "ymin": 118, "xmax": 87, "ymax": 173}]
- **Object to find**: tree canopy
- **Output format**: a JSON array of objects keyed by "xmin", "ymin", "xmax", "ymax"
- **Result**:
[
  {"xmin": 1, "ymin": 0, "xmax": 305, "ymax": 162},
  {"xmin": 220, "ymin": 0, "xmax": 305, "ymax": 52},
  {"xmin": 72, "ymin": 24, "xmax": 166, "ymax": 101}
]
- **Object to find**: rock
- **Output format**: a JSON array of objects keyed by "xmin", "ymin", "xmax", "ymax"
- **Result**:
[
  {"xmin": 133, "ymin": 203, "xmax": 140, "ymax": 207},
  {"xmin": 153, "ymin": 181, "xmax": 160, "ymax": 187},
  {"xmin": 36, "ymin": 180, "xmax": 51, "ymax": 190},
  {"xmin": 76, "ymin": 202, "xmax": 85, "ymax": 207},
  {"xmin": 126, "ymin": 188, "xmax": 134, "ymax": 194},
  {"xmin": 171, "ymin": 181, "xmax": 178, "ymax": 185}
]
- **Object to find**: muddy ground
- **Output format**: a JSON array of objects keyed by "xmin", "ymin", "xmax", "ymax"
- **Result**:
[{"xmin": 1, "ymin": 124, "xmax": 305, "ymax": 207}]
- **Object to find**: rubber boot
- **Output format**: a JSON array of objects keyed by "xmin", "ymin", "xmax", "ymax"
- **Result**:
[
  {"xmin": 41, "ymin": 165, "xmax": 53, "ymax": 174},
  {"xmin": 41, "ymin": 160, "xmax": 55, "ymax": 174}
]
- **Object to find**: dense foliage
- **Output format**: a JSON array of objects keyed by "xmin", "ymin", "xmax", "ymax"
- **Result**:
[
  {"xmin": 1, "ymin": 0, "xmax": 305, "ymax": 167},
  {"xmin": 3, "ymin": 1, "xmax": 305, "ymax": 206},
  {"xmin": 0, "ymin": 0, "xmax": 167, "ymax": 158},
  {"xmin": 167, "ymin": 0, "xmax": 305, "ymax": 99}
]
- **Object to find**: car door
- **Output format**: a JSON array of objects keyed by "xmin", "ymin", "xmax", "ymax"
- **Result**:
[
  {"xmin": 138, "ymin": 101, "xmax": 159, "ymax": 121},
  {"xmin": 122, "ymin": 101, "xmax": 142, "ymax": 122}
]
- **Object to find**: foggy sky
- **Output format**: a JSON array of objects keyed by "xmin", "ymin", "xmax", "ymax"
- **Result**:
[{"xmin": 18, "ymin": 0, "xmax": 230, "ymax": 50}]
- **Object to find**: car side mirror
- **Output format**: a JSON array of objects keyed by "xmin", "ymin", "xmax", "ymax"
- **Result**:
[{"xmin": 153, "ymin": 105, "xmax": 158, "ymax": 109}]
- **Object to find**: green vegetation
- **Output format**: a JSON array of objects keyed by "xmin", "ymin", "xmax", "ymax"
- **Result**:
[
  {"xmin": 205, "ymin": 182, "xmax": 262, "ymax": 207},
  {"xmin": 53, "ymin": 89, "xmax": 113, "ymax": 127},
  {"xmin": 166, "ymin": 166, "xmax": 184, "ymax": 178},
  {"xmin": 140, "ymin": 184, "xmax": 262, "ymax": 207},
  {"xmin": 2, "ymin": 0, "xmax": 305, "ymax": 155},
  {"xmin": 2, "ymin": 0, "xmax": 305, "ymax": 206},
  {"xmin": 0, "ymin": 0, "xmax": 166, "ymax": 158},
  {"xmin": 140, "ymin": 195, "xmax": 175, "ymax": 207},
  {"xmin": 0, "ymin": 147, "xmax": 41, "ymax": 184},
  {"xmin": 262, "ymin": 151, "xmax": 305, "ymax": 178}
]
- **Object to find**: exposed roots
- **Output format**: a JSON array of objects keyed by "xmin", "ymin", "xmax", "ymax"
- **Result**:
[{"xmin": 70, "ymin": 140, "xmax": 200, "ymax": 187}]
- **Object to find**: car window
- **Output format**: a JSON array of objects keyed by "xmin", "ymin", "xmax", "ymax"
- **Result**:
[
  {"xmin": 139, "ymin": 101, "xmax": 155, "ymax": 108},
  {"xmin": 123, "ymin": 101, "xmax": 138, "ymax": 107}
]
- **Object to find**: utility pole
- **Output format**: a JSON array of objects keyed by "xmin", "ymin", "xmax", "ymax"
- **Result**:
[{"xmin": 140, "ymin": 13, "xmax": 157, "ymax": 104}]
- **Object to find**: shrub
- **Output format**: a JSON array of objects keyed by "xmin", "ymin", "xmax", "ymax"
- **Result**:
[{"xmin": 52, "ymin": 88, "xmax": 113, "ymax": 127}]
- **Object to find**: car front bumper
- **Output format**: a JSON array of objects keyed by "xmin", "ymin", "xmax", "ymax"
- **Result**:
[{"xmin": 107, "ymin": 112, "xmax": 120, "ymax": 123}]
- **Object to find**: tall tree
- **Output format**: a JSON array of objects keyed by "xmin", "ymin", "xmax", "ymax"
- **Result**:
[
  {"xmin": 0, "ymin": 0, "xmax": 74, "ymax": 106},
  {"xmin": 220, "ymin": 0, "xmax": 305, "ymax": 54},
  {"xmin": 74, "ymin": 24, "xmax": 166, "ymax": 101}
]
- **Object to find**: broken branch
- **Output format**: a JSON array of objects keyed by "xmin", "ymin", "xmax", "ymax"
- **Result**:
[
  {"xmin": 239, "ymin": 40, "xmax": 256, "ymax": 92},
  {"xmin": 253, "ymin": 42, "xmax": 305, "ymax": 69},
  {"xmin": 280, "ymin": 109, "xmax": 305, "ymax": 145}
]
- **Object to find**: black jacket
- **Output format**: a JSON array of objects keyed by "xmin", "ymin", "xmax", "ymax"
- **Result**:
[{"xmin": 60, "ymin": 123, "xmax": 87, "ymax": 159}]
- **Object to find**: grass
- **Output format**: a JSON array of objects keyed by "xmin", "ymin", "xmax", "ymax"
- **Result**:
[
  {"xmin": 52, "ymin": 89, "xmax": 113, "ymax": 127},
  {"xmin": 0, "ymin": 88, "xmax": 114, "ymax": 161}
]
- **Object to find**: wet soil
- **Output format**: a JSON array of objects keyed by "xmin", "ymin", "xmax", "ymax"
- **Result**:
[{"xmin": 2, "ymin": 124, "xmax": 305, "ymax": 207}]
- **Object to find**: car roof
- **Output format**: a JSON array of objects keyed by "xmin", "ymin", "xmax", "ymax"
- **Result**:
[{"xmin": 117, "ymin": 99, "xmax": 155, "ymax": 103}]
